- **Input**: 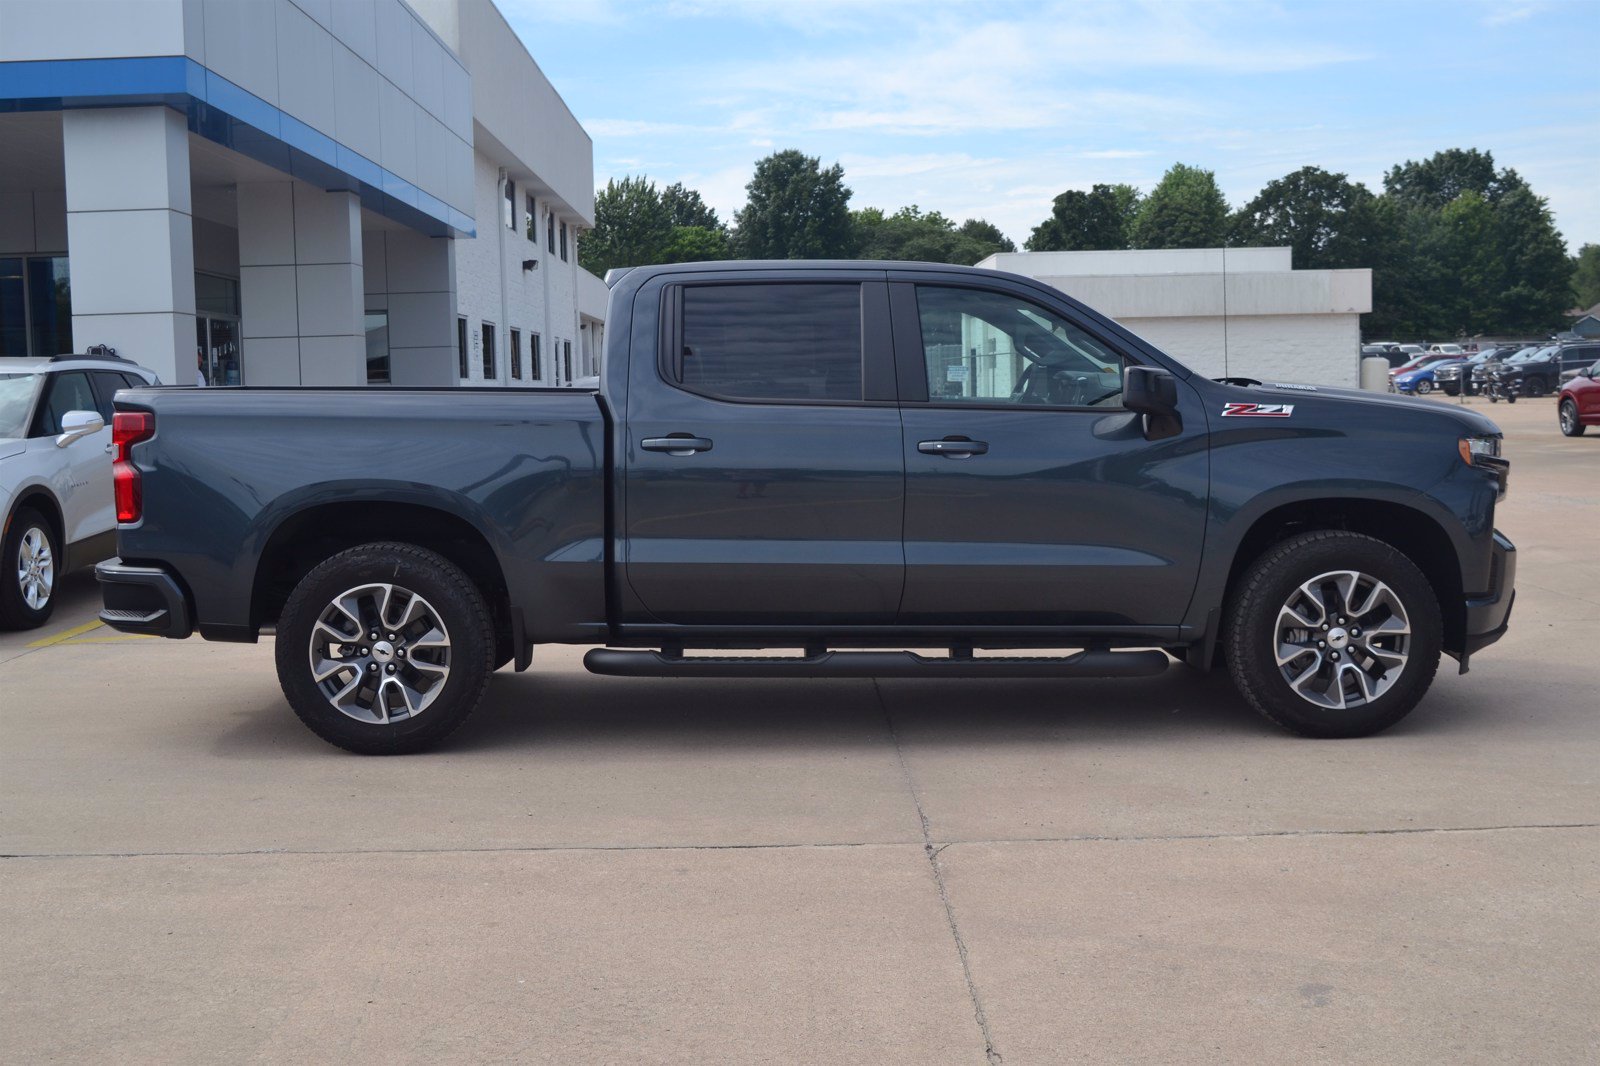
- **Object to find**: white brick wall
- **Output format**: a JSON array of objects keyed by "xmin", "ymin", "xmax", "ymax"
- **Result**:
[
  {"xmin": 450, "ymin": 151, "xmax": 584, "ymax": 384},
  {"xmin": 1120, "ymin": 313, "xmax": 1362, "ymax": 387}
]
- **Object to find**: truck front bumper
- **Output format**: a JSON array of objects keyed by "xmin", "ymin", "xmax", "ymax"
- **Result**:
[
  {"xmin": 95, "ymin": 558, "xmax": 193, "ymax": 639},
  {"xmin": 1458, "ymin": 530, "xmax": 1516, "ymax": 671}
]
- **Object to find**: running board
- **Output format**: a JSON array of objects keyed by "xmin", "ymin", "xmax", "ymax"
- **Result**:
[{"xmin": 583, "ymin": 648, "xmax": 1170, "ymax": 679}]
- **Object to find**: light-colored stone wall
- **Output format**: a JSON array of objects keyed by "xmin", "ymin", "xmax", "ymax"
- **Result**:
[{"xmin": 1119, "ymin": 313, "xmax": 1362, "ymax": 387}]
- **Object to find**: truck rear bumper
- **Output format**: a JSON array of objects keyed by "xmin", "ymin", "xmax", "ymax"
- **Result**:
[
  {"xmin": 95, "ymin": 558, "xmax": 193, "ymax": 639},
  {"xmin": 1458, "ymin": 530, "xmax": 1516, "ymax": 670}
]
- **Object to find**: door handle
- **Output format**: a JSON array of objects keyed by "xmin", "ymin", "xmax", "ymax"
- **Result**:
[
  {"xmin": 641, "ymin": 435, "xmax": 713, "ymax": 456},
  {"xmin": 918, "ymin": 437, "xmax": 988, "ymax": 458}
]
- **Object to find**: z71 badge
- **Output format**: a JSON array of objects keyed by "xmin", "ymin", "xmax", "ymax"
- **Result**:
[{"xmin": 1221, "ymin": 402, "xmax": 1295, "ymax": 418}]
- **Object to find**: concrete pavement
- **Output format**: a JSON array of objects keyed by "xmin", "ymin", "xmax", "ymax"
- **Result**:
[{"xmin": 2, "ymin": 395, "xmax": 1596, "ymax": 1063}]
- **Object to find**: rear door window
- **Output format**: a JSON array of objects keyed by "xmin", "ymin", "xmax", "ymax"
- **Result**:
[{"xmin": 674, "ymin": 283, "xmax": 862, "ymax": 403}]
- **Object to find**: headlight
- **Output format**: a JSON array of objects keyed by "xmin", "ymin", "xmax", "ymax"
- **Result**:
[{"xmin": 1458, "ymin": 436, "xmax": 1500, "ymax": 465}]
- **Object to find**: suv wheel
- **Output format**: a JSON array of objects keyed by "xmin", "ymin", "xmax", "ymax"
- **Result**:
[
  {"xmin": 1524, "ymin": 377, "xmax": 1547, "ymax": 399},
  {"xmin": 275, "ymin": 542, "xmax": 495, "ymax": 754},
  {"xmin": 1560, "ymin": 399, "xmax": 1586, "ymax": 436},
  {"xmin": 0, "ymin": 508, "xmax": 59, "ymax": 631},
  {"xmin": 1225, "ymin": 531, "xmax": 1442, "ymax": 738}
]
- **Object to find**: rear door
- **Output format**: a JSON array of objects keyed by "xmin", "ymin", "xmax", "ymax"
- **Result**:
[
  {"xmin": 889, "ymin": 276, "xmax": 1209, "ymax": 628},
  {"xmin": 621, "ymin": 271, "xmax": 905, "ymax": 625}
]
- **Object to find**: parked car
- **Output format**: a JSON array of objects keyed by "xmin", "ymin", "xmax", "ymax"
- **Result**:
[
  {"xmin": 1558, "ymin": 361, "xmax": 1600, "ymax": 436},
  {"xmin": 1362, "ymin": 344, "xmax": 1409, "ymax": 368},
  {"xmin": 1388, "ymin": 353, "xmax": 1453, "ymax": 387},
  {"xmin": 1438, "ymin": 348, "xmax": 1521, "ymax": 396},
  {"xmin": 98, "ymin": 260, "xmax": 1516, "ymax": 752},
  {"xmin": 1426, "ymin": 344, "xmax": 1466, "ymax": 357},
  {"xmin": 1471, "ymin": 346, "xmax": 1533, "ymax": 395},
  {"xmin": 1, "ymin": 350, "xmax": 161, "ymax": 628},
  {"xmin": 1487, "ymin": 342, "xmax": 1600, "ymax": 400},
  {"xmin": 1394, "ymin": 357, "xmax": 1465, "ymax": 395},
  {"xmin": 1397, "ymin": 344, "xmax": 1425, "ymax": 357}
]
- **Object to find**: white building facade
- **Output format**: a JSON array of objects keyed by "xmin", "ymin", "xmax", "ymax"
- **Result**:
[
  {"xmin": 0, "ymin": 0, "xmax": 601, "ymax": 388},
  {"xmin": 977, "ymin": 247, "xmax": 1372, "ymax": 387}
]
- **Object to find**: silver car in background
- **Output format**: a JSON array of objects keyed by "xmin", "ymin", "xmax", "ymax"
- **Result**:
[{"xmin": 1, "ymin": 351, "xmax": 160, "ymax": 628}]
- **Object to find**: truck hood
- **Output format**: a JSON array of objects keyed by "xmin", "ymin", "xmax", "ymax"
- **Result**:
[
  {"xmin": 0, "ymin": 437, "xmax": 26, "ymax": 461},
  {"xmin": 1234, "ymin": 381, "xmax": 1503, "ymax": 436}
]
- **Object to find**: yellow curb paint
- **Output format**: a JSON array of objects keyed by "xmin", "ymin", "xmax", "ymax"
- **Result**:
[
  {"xmin": 58, "ymin": 635, "xmax": 159, "ymax": 644},
  {"xmin": 25, "ymin": 620, "xmax": 105, "ymax": 648}
]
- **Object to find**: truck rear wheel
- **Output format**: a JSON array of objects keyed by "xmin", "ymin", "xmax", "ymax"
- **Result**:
[
  {"xmin": 275, "ymin": 542, "xmax": 495, "ymax": 754},
  {"xmin": 1225, "ymin": 531, "xmax": 1442, "ymax": 738}
]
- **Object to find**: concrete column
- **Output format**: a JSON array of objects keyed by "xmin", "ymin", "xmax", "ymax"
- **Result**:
[
  {"xmin": 62, "ymin": 107, "xmax": 195, "ymax": 383},
  {"xmin": 366, "ymin": 229, "xmax": 458, "ymax": 387},
  {"xmin": 237, "ymin": 182, "xmax": 365, "ymax": 386}
]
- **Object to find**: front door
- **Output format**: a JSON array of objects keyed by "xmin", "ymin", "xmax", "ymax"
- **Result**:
[
  {"xmin": 622, "ymin": 274, "xmax": 905, "ymax": 625},
  {"xmin": 891, "ymin": 279, "xmax": 1209, "ymax": 628}
]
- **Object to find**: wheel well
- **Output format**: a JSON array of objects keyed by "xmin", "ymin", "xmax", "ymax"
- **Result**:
[
  {"xmin": 251, "ymin": 503, "xmax": 512, "ymax": 642},
  {"xmin": 1226, "ymin": 499, "xmax": 1467, "ymax": 653},
  {"xmin": 7, "ymin": 490, "xmax": 63, "ymax": 547}
]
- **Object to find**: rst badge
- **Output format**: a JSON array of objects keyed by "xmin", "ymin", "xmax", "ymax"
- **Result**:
[{"xmin": 1221, "ymin": 402, "xmax": 1295, "ymax": 418}]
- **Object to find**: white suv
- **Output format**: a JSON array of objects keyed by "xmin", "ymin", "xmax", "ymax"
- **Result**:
[{"xmin": 1, "ymin": 351, "xmax": 161, "ymax": 629}]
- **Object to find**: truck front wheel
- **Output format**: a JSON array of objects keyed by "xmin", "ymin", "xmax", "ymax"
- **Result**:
[
  {"xmin": 1225, "ymin": 531, "xmax": 1442, "ymax": 738},
  {"xmin": 275, "ymin": 542, "xmax": 495, "ymax": 754}
]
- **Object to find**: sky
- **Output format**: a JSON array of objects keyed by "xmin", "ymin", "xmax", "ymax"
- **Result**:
[{"xmin": 504, "ymin": 0, "xmax": 1600, "ymax": 250}]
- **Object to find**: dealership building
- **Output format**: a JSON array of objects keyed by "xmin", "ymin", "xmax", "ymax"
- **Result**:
[
  {"xmin": 0, "ymin": 0, "xmax": 603, "ymax": 388},
  {"xmin": 977, "ymin": 247, "xmax": 1372, "ymax": 387}
]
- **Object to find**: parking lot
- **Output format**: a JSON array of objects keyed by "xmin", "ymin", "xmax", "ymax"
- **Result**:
[{"xmin": 3, "ymin": 395, "xmax": 1596, "ymax": 1063}]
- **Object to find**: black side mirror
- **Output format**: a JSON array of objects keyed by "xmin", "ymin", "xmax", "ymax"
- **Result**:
[{"xmin": 1123, "ymin": 365, "xmax": 1181, "ymax": 440}]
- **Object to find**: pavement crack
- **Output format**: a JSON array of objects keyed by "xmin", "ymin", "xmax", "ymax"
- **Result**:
[{"xmin": 876, "ymin": 680, "xmax": 1003, "ymax": 1066}]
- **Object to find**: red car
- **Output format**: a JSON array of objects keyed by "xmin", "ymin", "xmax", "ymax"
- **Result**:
[{"xmin": 1558, "ymin": 360, "xmax": 1600, "ymax": 436}]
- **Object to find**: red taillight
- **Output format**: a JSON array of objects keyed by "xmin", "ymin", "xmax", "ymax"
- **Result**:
[{"xmin": 113, "ymin": 411, "xmax": 154, "ymax": 523}]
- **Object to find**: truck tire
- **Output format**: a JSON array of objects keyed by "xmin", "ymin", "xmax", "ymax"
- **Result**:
[
  {"xmin": 1524, "ymin": 378, "xmax": 1546, "ymax": 399},
  {"xmin": 275, "ymin": 542, "xmax": 495, "ymax": 754},
  {"xmin": 0, "ymin": 507, "xmax": 59, "ymax": 631},
  {"xmin": 1560, "ymin": 399, "xmax": 1586, "ymax": 436},
  {"xmin": 1225, "ymin": 531, "xmax": 1442, "ymax": 738}
]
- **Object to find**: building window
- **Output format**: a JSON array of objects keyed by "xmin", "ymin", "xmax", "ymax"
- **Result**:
[
  {"xmin": 547, "ymin": 211, "xmax": 556, "ymax": 254},
  {"xmin": 559, "ymin": 221, "xmax": 568, "ymax": 262},
  {"xmin": 525, "ymin": 194, "xmax": 536, "ymax": 241},
  {"xmin": 563, "ymin": 339, "xmax": 572, "ymax": 382},
  {"xmin": 482, "ymin": 322, "xmax": 497, "ymax": 380},
  {"xmin": 457, "ymin": 316, "xmax": 469, "ymax": 379},
  {"xmin": 503, "ymin": 178, "xmax": 516, "ymax": 230},
  {"xmin": 0, "ymin": 255, "xmax": 72, "ymax": 357},
  {"xmin": 530, "ymin": 333, "xmax": 542, "ymax": 380},
  {"xmin": 365, "ymin": 310, "xmax": 390, "ymax": 384},
  {"xmin": 510, "ymin": 328, "xmax": 522, "ymax": 380}
]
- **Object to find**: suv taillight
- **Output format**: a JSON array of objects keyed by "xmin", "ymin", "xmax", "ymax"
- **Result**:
[{"xmin": 112, "ymin": 411, "xmax": 154, "ymax": 523}]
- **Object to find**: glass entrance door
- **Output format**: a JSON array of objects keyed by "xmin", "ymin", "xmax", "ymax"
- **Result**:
[{"xmin": 196, "ymin": 316, "xmax": 242, "ymax": 386}]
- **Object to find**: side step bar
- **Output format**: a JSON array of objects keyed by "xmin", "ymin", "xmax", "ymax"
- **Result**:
[{"xmin": 584, "ymin": 648, "xmax": 1170, "ymax": 679}]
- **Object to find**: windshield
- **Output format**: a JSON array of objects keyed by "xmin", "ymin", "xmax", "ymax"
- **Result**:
[
  {"xmin": 1508, "ymin": 346, "xmax": 1553, "ymax": 364},
  {"xmin": 0, "ymin": 373, "xmax": 43, "ymax": 439}
]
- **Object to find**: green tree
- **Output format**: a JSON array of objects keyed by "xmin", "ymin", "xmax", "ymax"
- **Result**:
[
  {"xmin": 1573, "ymin": 244, "xmax": 1600, "ymax": 309},
  {"xmin": 734, "ymin": 150, "xmax": 855, "ymax": 259},
  {"xmin": 1383, "ymin": 148, "xmax": 1501, "ymax": 211},
  {"xmin": 852, "ymin": 205, "xmax": 1012, "ymax": 264},
  {"xmin": 661, "ymin": 225, "xmax": 731, "ymax": 263},
  {"xmin": 661, "ymin": 182, "xmax": 722, "ymax": 231},
  {"xmin": 1131, "ymin": 164, "xmax": 1228, "ymax": 249},
  {"xmin": 957, "ymin": 218, "xmax": 1016, "ymax": 254},
  {"xmin": 578, "ymin": 176, "xmax": 672, "ymax": 276},
  {"xmin": 1228, "ymin": 166, "xmax": 1380, "ymax": 268},
  {"xmin": 1487, "ymin": 179, "xmax": 1574, "ymax": 332},
  {"xmin": 1026, "ymin": 183, "xmax": 1141, "ymax": 251}
]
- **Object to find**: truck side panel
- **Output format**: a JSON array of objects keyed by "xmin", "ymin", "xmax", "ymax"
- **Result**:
[{"xmin": 113, "ymin": 388, "xmax": 609, "ymax": 643}]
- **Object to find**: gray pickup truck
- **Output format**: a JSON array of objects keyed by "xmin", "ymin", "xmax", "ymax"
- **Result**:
[{"xmin": 98, "ymin": 261, "xmax": 1515, "ymax": 753}]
